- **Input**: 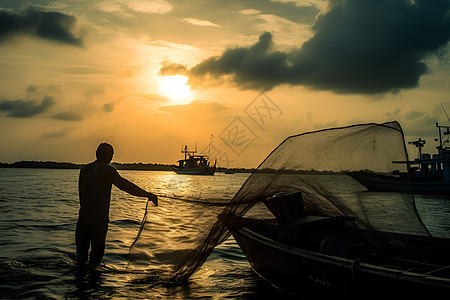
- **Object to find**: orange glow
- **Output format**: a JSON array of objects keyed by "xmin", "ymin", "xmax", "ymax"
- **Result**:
[{"xmin": 159, "ymin": 75, "xmax": 192, "ymax": 104}]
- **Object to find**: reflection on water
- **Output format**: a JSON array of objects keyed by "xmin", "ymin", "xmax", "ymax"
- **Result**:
[
  {"xmin": 1, "ymin": 169, "xmax": 298, "ymax": 299},
  {"xmin": 415, "ymin": 194, "xmax": 450, "ymax": 237}
]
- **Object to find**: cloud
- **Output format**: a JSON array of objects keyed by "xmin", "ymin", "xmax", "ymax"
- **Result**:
[
  {"xmin": 158, "ymin": 100, "xmax": 229, "ymax": 118},
  {"xmin": 127, "ymin": 0, "xmax": 172, "ymax": 14},
  {"xmin": 83, "ymin": 86, "xmax": 105, "ymax": 100},
  {"xmin": 25, "ymin": 84, "xmax": 63, "ymax": 96},
  {"xmin": 0, "ymin": 7, "xmax": 83, "ymax": 46},
  {"xmin": 405, "ymin": 110, "xmax": 426, "ymax": 121},
  {"xmin": 96, "ymin": 0, "xmax": 172, "ymax": 15},
  {"xmin": 285, "ymin": 1, "xmax": 327, "ymax": 10},
  {"xmin": 52, "ymin": 110, "xmax": 85, "ymax": 121},
  {"xmin": 0, "ymin": 95, "xmax": 56, "ymax": 117},
  {"xmin": 184, "ymin": 0, "xmax": 450, "ymax": 94},
  {"xmin": 188, "ymin": 32, "xmax": 290, "ymax": 90},
  {"xmin": 159, "ymin": 100, "xmax": 226, "ymax": 111},
  {"xmin": 102, "ymin": 102, "xmax": 115, "ymax": 112},
  {"xmin": 178, "ymin": 18, "xmax": 221, "ymax": 27},
  {"xmin": 147, "ymin": 40, "xmax": 198, "ymax": 50},
  {"xmin": 159, "ymin": 61, "xmax": 188, "ymax": 76},
  {"xmin": 41, "ymin": 127, "xmax": 73, "ymax": 138},
  {"xmin": 240, "ymin": 0, "xmax": 320, "ymax": 24},
  {"xmin": 239, "ymin": 9, "xmax": 261, "ymax": 15}
]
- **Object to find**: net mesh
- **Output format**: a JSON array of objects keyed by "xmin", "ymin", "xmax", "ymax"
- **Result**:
[{"xmin": 128, "ymin": 121, "xmax": 430, "ymax": 282}]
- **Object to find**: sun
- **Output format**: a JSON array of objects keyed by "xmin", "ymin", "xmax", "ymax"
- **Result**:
[{"xmin": 159, "ymin": 75, "xmax": 192, "ymax": 104}]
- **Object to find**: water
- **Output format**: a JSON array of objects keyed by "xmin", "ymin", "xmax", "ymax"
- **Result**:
[
  {"xmin": 0, "ymin": 169, "xmax": 449, "ymax": 299},
  {"xmin": 0, "ymin": 169, "xmax": 294, "ymax": 299}
]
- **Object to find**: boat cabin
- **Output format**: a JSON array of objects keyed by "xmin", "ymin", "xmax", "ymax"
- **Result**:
[
  {"xmin": 405, "ymin": 123, "xmax": 450, "ymax": 181},
  {"xmin": 177, "ymin": 154, "xmax": 211, "ymax": 169}
]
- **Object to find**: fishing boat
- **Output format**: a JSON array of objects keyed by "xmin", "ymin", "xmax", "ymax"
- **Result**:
[
  {"xmin": 349, "ymin": 123, "xmax": 450, "ymax": 194},
  {"xmin": 227, "ymin": 192, "xmax": 450, "ymax": 295},
  {"xmin": 168, "ymin": 122, "xmax": 449, "ymax": 293},
  {"xmin": 172, "ymin": 145, "xmax": 216, "ymax": 175},
  {"xmin": 207, "ymin": 122, "xmax": 450, "ymax": 296}
]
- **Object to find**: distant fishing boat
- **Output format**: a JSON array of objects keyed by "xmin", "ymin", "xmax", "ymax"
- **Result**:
[
  {"xmin": 349, "ymin": 123, "xmax": 450, "ymax": 194},
  {"xmin": 172, "ymin": 145, "xmax": 216, "ymax": 175}
]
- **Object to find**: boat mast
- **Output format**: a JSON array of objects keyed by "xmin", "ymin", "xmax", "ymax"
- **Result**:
[
  {"xmin": 442, "ymin": 103, "xmax": 450, "ymax": 123},
  {"xmin": 408, "ymin": 138, "xmax": 426, "ymax": 160}
]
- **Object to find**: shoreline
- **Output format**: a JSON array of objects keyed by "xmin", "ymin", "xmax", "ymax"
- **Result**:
[{"xmin": 0, "ymin": 161, "xmax": 254, "ymax": 173}]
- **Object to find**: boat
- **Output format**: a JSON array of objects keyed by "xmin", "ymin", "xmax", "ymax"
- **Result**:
[
  {"xmin": 172, "ymin": 145, "xmax": 216, "ymax": 175},
  {"xmin": 168, "ymin": 122, "xmax": 450, "ymax": 293},
  {"xmin": 226, "ymin": 192, "xmax": 450, "ymax": 295},
  {"xmin": 349, "ymin": 123, "xmax": 450, "ymax": 194},
  {"xmin": 214, "ymin": 122, "xmax": 450, "ymax": 295}
]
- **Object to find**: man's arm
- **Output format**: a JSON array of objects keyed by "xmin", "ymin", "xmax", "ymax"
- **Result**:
[{"xmin": 109, "ymin": 169, "xmax": 158, "ymax": 206}]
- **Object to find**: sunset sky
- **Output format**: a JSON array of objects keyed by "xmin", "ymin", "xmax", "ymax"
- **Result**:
[{"xmin": 0, "ymin": 0, "xmax": 449, "ymax": 168}]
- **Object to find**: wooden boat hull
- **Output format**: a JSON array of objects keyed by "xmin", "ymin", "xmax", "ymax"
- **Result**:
[
  {"xmin": 172, "ymin": 165, "xmax": 215, "ymax": 175},
  {"xmin": 349, "ymin": 171, "xmax": 450, "ymax": 194},
  {"xmin": 231, "ymin": 221, "xmax": 450, "ymax": 294}
]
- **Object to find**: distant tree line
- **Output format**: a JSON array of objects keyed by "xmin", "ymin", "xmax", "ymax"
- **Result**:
[
  {"xmin": 0, "ymin": 161, "xmax": 173, "ymax": 171},
  {"xmin": 0, "ymin": 161, "xmax": 82, "ymax": 169},
  {"xmin": 0, "ymin": 161, "xmax": 255, "ymax": 173}
]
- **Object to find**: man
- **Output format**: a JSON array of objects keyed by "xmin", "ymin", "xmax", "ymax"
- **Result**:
[{"xmin": 76, "ymin": 142, "xmax": 158, "ymax": 266}]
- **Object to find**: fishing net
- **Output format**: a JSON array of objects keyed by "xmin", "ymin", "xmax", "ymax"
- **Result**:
[{"xmin": 128, "ymin": 121, "xmax": 430, "ymax": 282}]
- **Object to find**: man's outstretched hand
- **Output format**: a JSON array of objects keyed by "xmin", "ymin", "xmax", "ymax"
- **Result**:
[{"xmin": 148, "ymin": 193, "xmax": 158, "ymax": 206}]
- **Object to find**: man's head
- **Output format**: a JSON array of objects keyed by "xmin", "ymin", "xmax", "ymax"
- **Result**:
[{"xmin": 96, "ymin": 143, "xmax": 114, "ymax": 163}]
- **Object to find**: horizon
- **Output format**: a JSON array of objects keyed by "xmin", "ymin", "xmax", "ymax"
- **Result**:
[
  {"xmin": 0, "ymin": 160, "xmax": 256, "ymax": 169},
  {"xmin": 1, "ymin": 1, "xmax": 449, "ymax": 168}
]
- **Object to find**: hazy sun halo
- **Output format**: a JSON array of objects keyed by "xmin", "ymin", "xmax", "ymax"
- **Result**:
[{"xmin": 159, "ymin": 75, "xmax": 192, "ymax": 103}]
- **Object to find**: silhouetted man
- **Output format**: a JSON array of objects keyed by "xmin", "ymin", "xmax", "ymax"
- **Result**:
[{"xmin": 76, "ymin": 142, "xmax": 158, "ymax": 266}]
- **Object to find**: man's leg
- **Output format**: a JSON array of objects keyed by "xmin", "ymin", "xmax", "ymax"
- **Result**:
[
  {"xmin": 89, "ymin": 222, "xmax": 108, "ymax": 265},
  {"xmin": 75, "ymin": 220, "xmax": 90, "ymax": 264}
]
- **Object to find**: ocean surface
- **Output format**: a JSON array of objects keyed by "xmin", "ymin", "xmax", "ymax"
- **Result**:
[{"xmin": 0, "ymin": 168, "xmax": 449, "ymax": 299}]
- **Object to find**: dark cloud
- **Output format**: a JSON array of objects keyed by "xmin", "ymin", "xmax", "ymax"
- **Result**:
[
  {"xmin": 0, "ymin": 95, "xmax": 55, "ymax": 117},
  {"xmin": 0, "ymin": 7, "xmax": 83, "ymax": 46},
  {"xmin": 52, "ymin": 110, "xmax": 84, "ymax": 121},
  {"xmin": 25, "ymin": 84, "xmax": 63, "ymax": 96},
  {"xmin": 102, "ymin": 102, "xmax": 114, "ymax": 112},
  {"xmin": 189, "ymin": 32, "xmax": 289, "ymax": 90},
  {"xmin": 159, "ymin": 61, "xmax": 188, "ymax": 76},
  {"xmin": 184, "ymin": 0, "xmax": 450, "ymax": 94},
  {"xmin": 25, "ymin": 85, "xmax": 39, "ymax": 93}
]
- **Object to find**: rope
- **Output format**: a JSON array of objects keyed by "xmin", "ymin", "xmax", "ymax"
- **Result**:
[
  {"xmin": 129, "ymin": 199, "xmax": 150, "ymax": 250},
  {"xmin": 127, "ymin": 193, "xmax": 230, "ymax": 271},
  {"xmin": 130, "ymin": 194, "xmax": 229, "ymax": 250},
  {"xmin": 156, "ymin": 194, "xmax": 230, "ymax": 206}
]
